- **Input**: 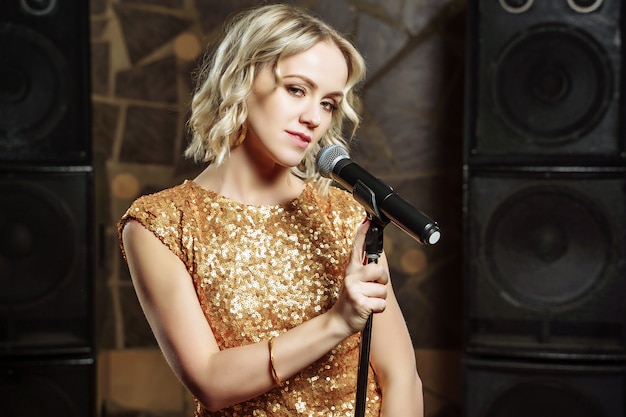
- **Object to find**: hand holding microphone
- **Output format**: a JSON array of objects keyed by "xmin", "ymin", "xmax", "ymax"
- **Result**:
[{"xmin": 316, "ymin": 145, "xmax": 440, "ymax": 245}]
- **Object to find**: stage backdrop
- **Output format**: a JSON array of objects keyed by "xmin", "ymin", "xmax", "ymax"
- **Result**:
[{"xmin": 91, "ymin": 0, "xmax": 467, "ymax": 416}]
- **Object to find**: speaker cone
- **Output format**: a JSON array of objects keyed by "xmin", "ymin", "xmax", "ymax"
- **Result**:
[
  {"xmin": 0, "ymin": 359, "xmax": 94, "ymax": 416},
  {"xmin": 0, "ymin": 24, "xmax": 67, "ymax": 149},
  {"xmin": 493, "ymin": 24, "xmax": 612, "ymax": 143},
  {"xmin": 482, "ymin": 380, "xmax": 606, "ymax": 417},
  {"xmin": 0, "ymin": 374, "xmax": 80, "ymax": 416},
  {"xmin": 0, "ymin": 181, "xmax": 77, "ymax": 309},
  {"xmin": 484, "ymin": 184, "xmax": 610, "ymax": 311}
]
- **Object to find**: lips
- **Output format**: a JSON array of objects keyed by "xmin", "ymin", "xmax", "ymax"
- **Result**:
[{"xmin": 287, "ymin": 130, "xmax": 311, "ymax": 148}]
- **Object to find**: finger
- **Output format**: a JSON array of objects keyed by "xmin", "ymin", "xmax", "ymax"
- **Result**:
[
  {"xmin": 359, "ymin": 285, "xmax": 387, "ymax": 314},
  {"xmin": 361, "ymin": 280, "xmax": 388, "ymax": 300},
  {"xmin": 349, "ymin": 217, "xmax": 370, "ymax": 266},
  {"xmin": 360, "ymin": 263, "xmax": 389, "ymax": 285},
  {"xmin": 369, "ymin": 297, "xmax": 387, "ymax": 314}
]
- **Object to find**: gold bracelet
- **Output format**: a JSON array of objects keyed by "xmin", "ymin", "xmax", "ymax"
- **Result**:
[{"xmin": 268, "ymin": 336, "xmax": 283, "ymax": 387}]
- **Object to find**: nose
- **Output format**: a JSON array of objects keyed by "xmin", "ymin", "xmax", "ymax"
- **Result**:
[{"xmin": 300, "ymin": 103, "xmax": 321, "ymax": 128}]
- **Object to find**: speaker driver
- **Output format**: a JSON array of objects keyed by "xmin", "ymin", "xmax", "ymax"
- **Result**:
[
  {"xmin": 0, "ymin": 358, "xmax": 94, "ymax": 416},
  {"xmin": 19, "ymin": 0, "xmax": 57, "ymax": 16},
  {"xmin": 567, "ymin": 0, "xmax": 603, "ymax": 14},
  {"xmin": 482, "ymin": 380, "xmax": 605, "ymax": 417},
  {"xmin": 493, "ymin": 24, "xmax": 612, "ymax": 144},
  {"xmin": 499, "ymin": 0, "xmax": 534, "ymax": 14},
  {"xmin": 484, "ymin": 184, "xmax": 610, "ymax": 311},
  {"xmin": 0, "ymin": 374, "xmax": 80, "ymax": 416},
  {"xmin": 0, "ymin": 23, "xmax": 67, "ymax": 150},
  {"xmin": 0, "ymin": 181, "xmax": 77, "ymax": 309}
]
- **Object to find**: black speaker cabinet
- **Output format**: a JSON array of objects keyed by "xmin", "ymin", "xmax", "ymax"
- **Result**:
[
  {"xmin": 464, "ymin": 357, "xmax": 626, "ymax": 417},
  {"xmin": 0, "ymin": 356, "xmax": 95, "ymax": 416},
  {"xmin": 0, "ymin": 0, "xmax": 91, "ymax": 164},
  {"xmin": 0, "ymin": 168, "xmax": 93, "ymax": 356},
  {"xmin": 464, "ymin": 168, "xmax": 626, "ymax": 360},
  {"xmin": 465, "ymin": 0, "xmax": 625, "ymax": 166}
]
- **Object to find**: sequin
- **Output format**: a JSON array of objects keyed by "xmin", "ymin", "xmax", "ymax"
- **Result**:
[{"xmin": 119, "ymin": 180, "xmax": 382, "ymax": 416}]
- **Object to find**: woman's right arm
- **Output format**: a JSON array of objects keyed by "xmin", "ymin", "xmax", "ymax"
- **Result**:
[{"xmin": 121, "ymin": 218, "xmax": 386, "ymax": 412}]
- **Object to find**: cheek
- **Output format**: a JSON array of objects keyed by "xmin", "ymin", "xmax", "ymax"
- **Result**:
[
  {"xmin": 248, "ymin": 90, "xmax": 285, "ymax": 120},
  {"xmin": 246, "ymin": 98, "xmax": 273, "ymax": 129},
  {"xmin": 319, "ymin": 114, "xmax": 335, "ymax": 135}
]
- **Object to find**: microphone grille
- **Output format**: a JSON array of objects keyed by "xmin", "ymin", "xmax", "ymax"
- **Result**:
[{"xmin": 316, "ymin": 145, "xmax": 349, "ymax": 178}]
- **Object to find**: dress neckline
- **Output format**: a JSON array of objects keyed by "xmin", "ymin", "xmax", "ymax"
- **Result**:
[{"xmin": 184, "ymin": 179, "xmax": 311, "ymax": 208}]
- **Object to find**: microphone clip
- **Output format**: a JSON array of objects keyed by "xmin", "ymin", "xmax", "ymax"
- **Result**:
[
  {"xmin": 353, "ymin": 179, "xmax": 389, "ymax": 261},
  {"xmin": 353, "ymin": 180, "xmax": 390, "ymax": 227}
]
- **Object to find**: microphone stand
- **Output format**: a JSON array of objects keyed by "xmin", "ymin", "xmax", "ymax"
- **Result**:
[{"xmin": 353, "ymin": 181, "xmax": 389, "ymax": 417}]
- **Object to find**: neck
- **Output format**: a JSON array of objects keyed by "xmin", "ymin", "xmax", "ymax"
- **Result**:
[{"xmin": 194, "ymin": 151, "xmax": 304, "ymax": 206}]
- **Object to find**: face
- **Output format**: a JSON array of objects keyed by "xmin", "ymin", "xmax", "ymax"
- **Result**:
[{"xmin": 243, "ymin": 40, "xmax": 349, "ymax": 169}]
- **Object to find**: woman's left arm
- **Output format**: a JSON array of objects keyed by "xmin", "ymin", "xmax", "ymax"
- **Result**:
[{"xmin": 370, "ymin": 252, "xmax": 424, "ymax": 417}]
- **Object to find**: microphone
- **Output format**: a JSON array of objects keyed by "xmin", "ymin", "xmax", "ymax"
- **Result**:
[{"xmin": 316, "ymin": 144, "xmax": 440, "ymax": 245}]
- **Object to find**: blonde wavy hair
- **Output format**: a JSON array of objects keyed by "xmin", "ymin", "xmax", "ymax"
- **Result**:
[{"xmin": 185, "ymin": 4, "xmax": 366, "ymax": 194}]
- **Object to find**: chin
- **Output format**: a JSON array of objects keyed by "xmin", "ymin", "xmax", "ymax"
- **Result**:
[{"xmin": 279, "ymin": 150, "xmax": 308, "ymax": 168}]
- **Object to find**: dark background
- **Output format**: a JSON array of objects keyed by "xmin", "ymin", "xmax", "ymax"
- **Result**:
[{"xmin": 2, "ymin": 0, "xmax": 625, "ymax": 416}]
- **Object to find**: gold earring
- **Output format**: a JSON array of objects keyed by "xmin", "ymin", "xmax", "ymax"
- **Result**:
[{"xmin": 233, "ymin": 124, "xmax": 247, "ymax": 146}]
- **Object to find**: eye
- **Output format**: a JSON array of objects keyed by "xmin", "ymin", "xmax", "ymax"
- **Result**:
[
  {"xmin": 321, "ymin": 100, "xmax": 339, "ymax": 112},
  {"xmin": 287, "ymin": 85, "xmax": 305, "ymax": 97}
]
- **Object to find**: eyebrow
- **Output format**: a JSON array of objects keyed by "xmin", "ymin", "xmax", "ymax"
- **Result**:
[{"xmin": 283, "ymin": 73, "xmax": 345, "ymax": 100}]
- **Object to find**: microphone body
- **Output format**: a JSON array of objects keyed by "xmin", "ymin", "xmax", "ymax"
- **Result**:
[{"xmin": 316, "ymin": 145, "xmax": 440, "ymax": 245}]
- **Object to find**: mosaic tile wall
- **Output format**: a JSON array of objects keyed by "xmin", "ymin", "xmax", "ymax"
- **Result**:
[{"xmin": 90, "ymin": 0, "xmax": 466, "ymax": 415}]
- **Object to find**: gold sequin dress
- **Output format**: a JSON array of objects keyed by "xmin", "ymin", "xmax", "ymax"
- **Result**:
[{"xmin": 118, "ymin": 180, "xmax": 382, "ymax": 416}]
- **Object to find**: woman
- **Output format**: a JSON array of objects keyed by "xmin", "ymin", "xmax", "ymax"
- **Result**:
[{"xmin": 119, "ymin": 4, "xmax": 423, "ymax": 416}]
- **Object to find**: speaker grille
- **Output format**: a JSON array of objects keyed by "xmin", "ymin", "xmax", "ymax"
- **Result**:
[
  {"xmin": 0, "ymin": 170, "xmax": 93, "ymax": 355},
  {"xmin": 0, "ymin": 1, "xmax": 90, "ymax": 164},
  {"xmin": 465, "ymin": 170, "xmax": 626, "ymax": 358},
  {"xmin": 468, "ymin": 0, "xmax": 624, "ymax": 164}
]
